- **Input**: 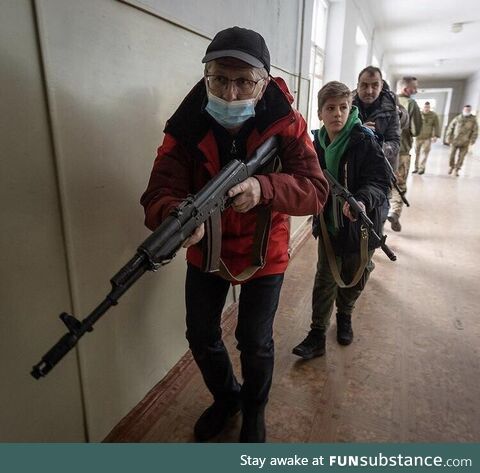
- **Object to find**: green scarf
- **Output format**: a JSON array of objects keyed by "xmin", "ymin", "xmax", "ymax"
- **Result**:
[{"xmin": 314, "ymin": 106, "xmax": 361, "ymax": 233}]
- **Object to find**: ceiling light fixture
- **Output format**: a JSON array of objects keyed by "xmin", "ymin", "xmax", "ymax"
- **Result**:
[{"xmin": 451, "ymin": 22, "xmax": 463, "ymax": 33}]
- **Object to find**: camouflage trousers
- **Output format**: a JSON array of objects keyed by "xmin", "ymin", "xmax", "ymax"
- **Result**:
[
  {"xmin": 389, "ymin": 153, "xmax": 410, "ymax": 217},
  {"xmin": 414, "ymin": 138, "xmax": 432, "ymax": 171},
  {"xmin": 311, "ymin": 236, "xmax": 375, "ymax": 332},
  {"xmin": 449, "ymin": 145, "xmax": 469, "ymax": 170}
]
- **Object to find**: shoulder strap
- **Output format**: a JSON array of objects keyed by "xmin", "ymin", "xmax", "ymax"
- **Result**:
[
  {"xmin": 203, "ymin": 154, "xmax": 282, "ymax": 283},
  {"xmin": 319, "ymin": 214, "xmax": 369, "ymax": 288}
]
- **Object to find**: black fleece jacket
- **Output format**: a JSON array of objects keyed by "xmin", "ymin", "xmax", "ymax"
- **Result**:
[
  {"xmin": 313, "ymin": 124, "xmax": 390, "ymax": 254},
  {"xmin": 353, "ymin": 82, "xmax": 400, "ymax": 169}
]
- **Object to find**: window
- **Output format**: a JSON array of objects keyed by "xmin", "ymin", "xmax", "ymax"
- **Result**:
[
  {"xmin": 308, "ymin": 0, "xmax": 328, "ymax": 130},
  {"xmin": 354, "ymin": 27, "xmax": 368, "ymax": 85}
]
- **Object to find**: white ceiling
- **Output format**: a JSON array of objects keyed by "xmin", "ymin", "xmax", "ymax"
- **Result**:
[{"xmin": 367, "ymin": 0, "xmax": 480, "ymax": 80}]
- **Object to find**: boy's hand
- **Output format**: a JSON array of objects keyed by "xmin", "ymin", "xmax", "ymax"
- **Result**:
[{"xmin": 343, "ymin": 201, "xmax": 365, "ymax": 222}]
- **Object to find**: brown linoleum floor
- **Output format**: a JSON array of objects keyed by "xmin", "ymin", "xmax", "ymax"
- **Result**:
[{"xmin": 106, "ymin": 143, "xmax": 480, "ymax": 442}]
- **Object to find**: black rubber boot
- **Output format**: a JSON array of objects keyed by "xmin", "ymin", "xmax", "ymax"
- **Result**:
[
  {"xmin": 194, "ymin": 398, "xmax": 241, "ymax": 441},
  {"xmin": 292, "ymin": 329, "xmax": 326, "ymax": 359},
  {"xmin": 239, "ymin": 406, "xmax": 266, "ymax": 443},
  {"xmin": 336, "ymin": 313, "xmax": 353, "ymax": 345}
]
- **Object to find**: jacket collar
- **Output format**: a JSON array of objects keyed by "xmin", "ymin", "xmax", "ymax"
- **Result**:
[
  {"xmin": 314, "ymin": 124, "xmax": 367, "ymax": 162},
  {"xmin": 164, "ymin": 77, "xmax": 293, "ymax": 150},
  {"xmin": 353, "ymin": 86, "xmax": 397, "ymax": 121}
]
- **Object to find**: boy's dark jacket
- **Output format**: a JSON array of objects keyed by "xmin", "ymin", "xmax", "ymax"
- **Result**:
[{"xmin": 313, "ymin": 124, "xmax": 390, "ymax": 255}]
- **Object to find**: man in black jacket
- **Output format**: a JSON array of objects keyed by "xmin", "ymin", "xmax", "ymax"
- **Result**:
[
  {"xmin": 353, "ymin": 66, "xmax": 400, "ymax": 169},
  {"xmin": 292, "ymin": 81, "xmax": 390, "ymax": 359},
  {"xmin": 353, "ymin": 66, "xmax": 400, "ymax": 224}
]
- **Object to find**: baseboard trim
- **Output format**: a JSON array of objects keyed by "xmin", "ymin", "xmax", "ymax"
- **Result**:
[{"xmin": 289, "ymin": 216, "xmax": 313, "ymax": 259}]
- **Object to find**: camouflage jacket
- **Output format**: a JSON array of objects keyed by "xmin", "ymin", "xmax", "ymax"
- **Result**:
[
  {"xmin": 398, "ymin": 94, "xmax": 422, "ymax": 154},
  {"xmin": 446, "ymin": 114, "xmax": 478, "ymax": 147},
  {"xmin": 417, "ymin": 111, "xmax": 440, "ymax": 140}
]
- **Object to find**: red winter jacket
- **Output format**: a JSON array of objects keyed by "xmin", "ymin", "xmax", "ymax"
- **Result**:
[{"xmin": 140, "ymin": 77, "xmax": 328, "ymax": 281}]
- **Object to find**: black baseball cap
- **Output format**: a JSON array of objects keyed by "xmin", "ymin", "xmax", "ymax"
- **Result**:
[{"xmin": 202, "ymin": 26, "xmax": 270, "ymax": 72}]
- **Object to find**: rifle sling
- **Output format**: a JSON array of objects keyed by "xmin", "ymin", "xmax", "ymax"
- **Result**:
[
  {"xmin": 217, "ymin": 204, "xmax": 272, "ymax": 283},
  {"xmin": 202, "ymin": 155, "xmax": 281, "ymax": 283},
  {"xmin": 319, "ymin": 213, "xmax": 369, "ymax": 288}
]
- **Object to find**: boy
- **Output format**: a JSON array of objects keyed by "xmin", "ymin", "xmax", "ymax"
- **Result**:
[{"xmin": 293, "ymin": 81, "xmax": 390, "ymax": 359}]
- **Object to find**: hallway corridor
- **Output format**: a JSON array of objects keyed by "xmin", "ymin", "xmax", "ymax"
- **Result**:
[{"xmin": 106, "ymin": 143, "xmax": 480, "ymax": 443}]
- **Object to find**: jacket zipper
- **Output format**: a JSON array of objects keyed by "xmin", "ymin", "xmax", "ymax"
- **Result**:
[{"xmin": 230, "ymin": 139, "xmax": 237, "ymax": 159}]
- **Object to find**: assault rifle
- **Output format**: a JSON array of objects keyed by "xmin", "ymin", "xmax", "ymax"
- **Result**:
[
  {"xmin": 31, "ymin": 136, "xmax": 280, "ymax": 379},
  {"xmin": 323, "ymin": 169, "xmax": 397, "ymax": 261}
]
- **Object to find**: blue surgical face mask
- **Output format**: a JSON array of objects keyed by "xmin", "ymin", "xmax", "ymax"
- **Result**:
[{"xmin": 205, "ymin": 90, "xmax": 257, "ymax": 129}]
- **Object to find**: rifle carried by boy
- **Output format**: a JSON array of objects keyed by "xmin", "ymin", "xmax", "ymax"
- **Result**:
[{"xmin": 323, "ymin": 169, "xmax": 396, "ymax": 262}]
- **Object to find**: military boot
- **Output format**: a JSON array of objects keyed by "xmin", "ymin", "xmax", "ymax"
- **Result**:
[
  {"xmin": 336, "ymin": 313, "xmax": 353, "ymax": 345},
  {"xmin": 292, "ymin": 329, "xmax": 326, "ymax": 360},
  {"xmin": 387, "ymin": 212, "xmax": 401, "ymax": 232}
]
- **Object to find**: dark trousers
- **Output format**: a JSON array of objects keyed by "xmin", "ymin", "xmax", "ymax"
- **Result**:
[
  {"xmin": 185, "ymin": 264, "xmax": 284, "ymax": 408},
  {"xmin": 311, "ymin": 237, "xmax": 375, "ymax": 332}
]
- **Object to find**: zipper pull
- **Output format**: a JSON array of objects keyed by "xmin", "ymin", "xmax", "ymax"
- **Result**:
[{"xmin": 230, "ymin": 139, "xmax": 237, "ymax": 158}]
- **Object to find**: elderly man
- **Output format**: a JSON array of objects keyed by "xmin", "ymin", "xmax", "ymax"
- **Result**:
[
  {"xmin": 141, "ymin": 27, "xmax": 328, "ymax": 443},
  {"xmin": 353, "ymin": 66, "xmax": 400, "ymax": 169},
  {"xmin": 387, "ymin": 76, "xmax": 422, "ymax": 232},
  {"xmin": 413, "ymin": 101, "xmax": 440, "ymax": 175},
  {"xmin": 446, "ymin": 105, "xmax": 478, "ymax": 176}
]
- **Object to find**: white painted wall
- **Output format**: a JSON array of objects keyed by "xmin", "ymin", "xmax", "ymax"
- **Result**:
[
  {"xmin": 463, "ymin": 70, "xmax": 480, "ymax": 112},
  {"xmin": 462, "ymin": 70, "xmax": 480, "ymax": 153},
  {"xmin": 323, "ymin": 0, "xmax": 382, "ymax": 88}
]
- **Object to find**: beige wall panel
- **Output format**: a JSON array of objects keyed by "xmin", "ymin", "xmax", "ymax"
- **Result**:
[
  {"xmin": 0, "ymin": 0, "xmax": 85, "ymax": 441},
  {"xmin": 126, "ymin": 0, "xmax": 313, "ymax": 116},
  {"xmin": 35, "ymin": 0, "xmax": 215, "ymax": 440},
  {"xmin": 127, "ymin": 0, "xmax": 303, "ymax": 73}
]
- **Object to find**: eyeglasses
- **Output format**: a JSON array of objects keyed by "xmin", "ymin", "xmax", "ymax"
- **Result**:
[{"xmin": 205, "ymin": 75, "xmax": 265, "ymax": 97}]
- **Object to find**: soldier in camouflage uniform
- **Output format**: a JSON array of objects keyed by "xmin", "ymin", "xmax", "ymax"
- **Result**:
[
  {"xmin": 446, "ymin": 105, "xmax": 478, "ymax": 176},
  {"xmin": 413, "ymin": 102, "xmax": 440, "ymax": 175},
  {"xmin": 387, "ymin": 76, "xmax": 422, "ymax": 232}
]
